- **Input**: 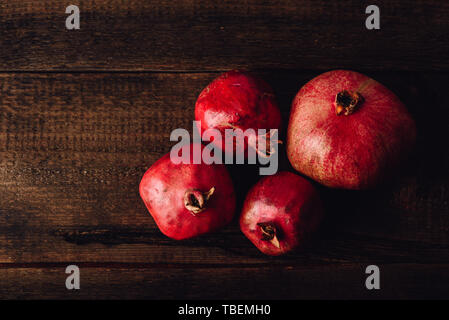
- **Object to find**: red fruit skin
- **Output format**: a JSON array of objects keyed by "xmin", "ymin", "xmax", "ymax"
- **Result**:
[
  {"xmin": 287, "ymin": 70, "xmax": 416, "ymax": 189},
  {"xmin": 139, "ymin": 144, "xmax": 236, "ymax": 240},
  {"xmin": 195, "ymin": 70, "xmax": 282, "ymax": 155},
  {"xmin": 240, "ymin": 171, "xmax": 323, "ymax": 256}
]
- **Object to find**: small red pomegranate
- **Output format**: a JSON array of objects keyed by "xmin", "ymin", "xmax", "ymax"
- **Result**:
[
  {"xmin": 139, "ymin": 143, "xmax": 236, "ymax": 240},
  {"xmin": 287, "ymin": 70, "xmax": 416, "ymax": 189},
  {"xmin": 195, "ymin": 70, "xmax": 282, "ymax": 157},
  {"xmin": 240, "ymin": 171, "xmax": 323, "ymax": 256}
]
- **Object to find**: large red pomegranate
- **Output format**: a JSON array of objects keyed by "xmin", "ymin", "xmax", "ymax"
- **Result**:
[
  {"xmin": 139, "ymin": 143, "xmax": 236, "ymax": 240},
  {"xmin": 287, "ymin": 70, "xmax": 416, "ymax": 189},
  {"xmin": 240, "ymin": 171, "xmax": 323, "ymax": 256},
  {"xmin": 195, "ymin": 70, "xmax": 282, "ymax": 157}
]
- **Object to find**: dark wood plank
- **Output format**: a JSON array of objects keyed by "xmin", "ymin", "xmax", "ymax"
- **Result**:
[
  {"xmin": 0, "ymin": 264, "xmax": 448, "ymax": 299},
  {"xmin": 0, "ymin": 71, "xmax": 448, "ymax": 265},
  {"xmin": 1, "ymin": 0, "xmax": 448, "ymax": 71}
]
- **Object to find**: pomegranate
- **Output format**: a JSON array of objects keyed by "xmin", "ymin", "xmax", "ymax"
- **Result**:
[
  {"xmin": 240, "ymin": 171, "xmax": 323, "ymax": 256},
  {"xmin": 139, "ymin": 143, "xmax": 236, "ymax": 240},
  {"xmin": 287, "ymin": 70, "xmax": 416, "ymax": 189},
  {"xmin": 195, "ymin": 70, "xmax": 282, "ymax": 157}
]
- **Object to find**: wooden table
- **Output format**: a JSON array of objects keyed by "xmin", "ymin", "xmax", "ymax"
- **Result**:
[{"xmin": 0, "ymin": 0, "xmax": 448, "ymax": 299}]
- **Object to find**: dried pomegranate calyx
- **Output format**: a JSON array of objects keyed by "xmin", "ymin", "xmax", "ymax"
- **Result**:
[
  {"xmin": 251, "ymin": 131, "xmax": 283, "ymax": 158},
  {"xmin": 184, "ymin": 187, "xmax": 215, "ymax": 215},
  {"xmin": 219, "ymin": 122, "xmax": 282, "ymax": 158},
  {"xmin": 257, "ymin": 222, "xmax": 280, "ymax": 248},
  {"xmin": 335, "ymin": 90, "xmax": 364, "ymax": 116}
]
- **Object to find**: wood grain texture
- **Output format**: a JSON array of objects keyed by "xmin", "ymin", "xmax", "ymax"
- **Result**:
[
  {"xmin": 0, "ymin": 72, "xmax": 448, "ymax": 268},
  {"xmin": 0, "ymin": 264, "xmax": 448, "ymax": 299},
  {"xmin": 1, "ymin": 0, "xmax": 448, "ymax": 71}
]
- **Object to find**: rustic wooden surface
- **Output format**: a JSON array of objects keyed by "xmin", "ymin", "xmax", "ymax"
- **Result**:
[{"xmin": 0, "ymin": 0, "xmax": 448, "ymax": 299}]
